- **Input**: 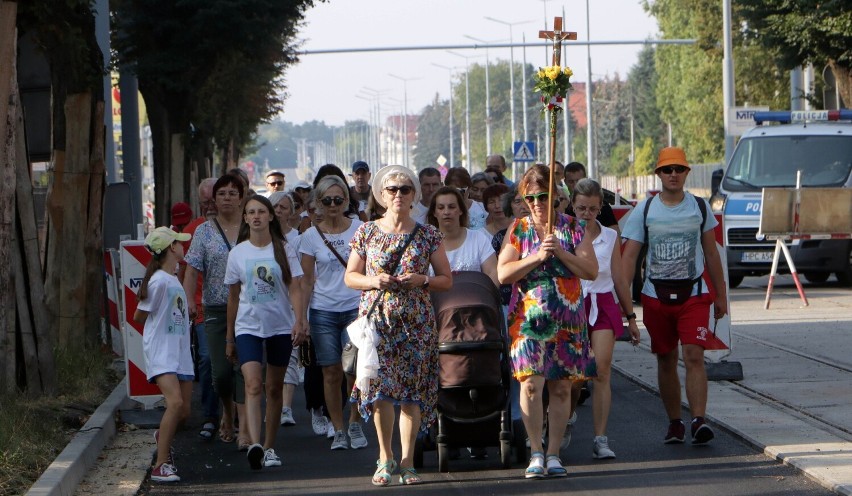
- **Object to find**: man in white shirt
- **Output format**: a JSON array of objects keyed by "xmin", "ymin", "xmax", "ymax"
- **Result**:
[{"xmin": 412, "ymin": 167, "xmax": 442, "ymax": 224}]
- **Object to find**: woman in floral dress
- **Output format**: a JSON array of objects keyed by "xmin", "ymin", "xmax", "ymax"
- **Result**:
[
  {"xmin": 345, "ymin": 165, "xmax": 452, "ymax": 487},
  {"xmin": 497, "ymin": 164, "xmax": 598, "ymax": 479}
]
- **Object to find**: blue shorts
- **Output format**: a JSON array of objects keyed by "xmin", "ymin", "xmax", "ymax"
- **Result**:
[
  {"xmin": 309, "ymin": 308, "xmax": 358, "ymax": 367},
  {"xmin": 149, "ymin": 372, "xmax": 194, "ymax": 384},
  {"xmin": 235, "ymin": 334, "xmax": 293, "ymax": 367}
]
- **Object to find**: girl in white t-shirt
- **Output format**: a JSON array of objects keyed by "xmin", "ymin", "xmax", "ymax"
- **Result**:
[
  {"xmin": 134, "ymin": 226, "xmax": 194, "ymax": 483},
  {"xmin": 427, "ymin": 186, "xmax": 498, "ymax": 287},
  {"xmin": 224, "ymin": 195, "xmax": 308, "ymax": 471}
]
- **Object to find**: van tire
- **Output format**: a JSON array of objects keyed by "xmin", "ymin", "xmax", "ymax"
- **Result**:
[
  {"xmin": 836, "ymin": 246, "xmax": 852, "ymax": 286},
  {"xmin": 728, "ymin": 274, "xmax": 744, "ymax": 289},
  {"xmin": 803, "ymin": 272, "xmax": 830, "ymax": 284}
]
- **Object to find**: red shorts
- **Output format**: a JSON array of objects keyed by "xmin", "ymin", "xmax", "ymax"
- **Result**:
[
  {"xmin": 584, "ymin": 292, "xmax": 626, "ymax": 339},
  {"xmin": 641, "ymin": 293, "xmax": 712, "ymax": 355}
]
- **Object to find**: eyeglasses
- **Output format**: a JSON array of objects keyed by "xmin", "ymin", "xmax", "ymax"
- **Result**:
[
  {"xmin": 384, "ymin": 185, "xmax": 414, "ymax": 196},
  {"xmin": 523, "ymin": 192, "xmax": 549, "ymax": 204},
  {"xmin": 267, "ymin": 181, "xmax": 284, "ymax": 186},
  {"xmin": 658, "ymin": 165, "xmax": 689, "ymax": 175},
  {"xmin": 320, "ymin": 196, "xmax": 345, "ymax": 206},
  {"xmin": 574, "ymin": 205, "xmax": 601, "ymax": 214},
  {"xmin": 295, "ymin": 187, "xmax": 312, "ymax": 192}
]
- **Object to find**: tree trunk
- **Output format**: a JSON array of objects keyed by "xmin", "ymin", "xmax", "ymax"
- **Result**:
[
  {"xmin": 828, "ymin": 60, "xmax": 852, "ymax": 109},
  {"xmin": 45, "ymin": 93, "xmax": 93, "ymax": 349},
  {"xmin": 0, "ymin": 0, "xmax": 18, "ymax": 392},
  {"xmin": 84, "ymin": 101, "xmax": 105, "ymax": 350}
]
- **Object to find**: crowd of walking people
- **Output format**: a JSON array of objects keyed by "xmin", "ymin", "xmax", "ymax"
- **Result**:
[{"xmin": 138, "ymin": 147, "xmax": 727, "ymax": 485}]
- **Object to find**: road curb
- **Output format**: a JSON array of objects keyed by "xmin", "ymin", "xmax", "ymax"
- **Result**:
[{"xmin": 27, "ymin": 377, "xmax": 127, "ymax": 496}]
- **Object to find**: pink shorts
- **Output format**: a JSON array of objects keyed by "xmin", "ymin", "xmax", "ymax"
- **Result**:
[
  {"xmin": 641, "ymin": 293, "xmax": 712, "ymax": 355},
  {"xmin": 583, "ymin": 292, "xmax": 626, "ymax": 339}
]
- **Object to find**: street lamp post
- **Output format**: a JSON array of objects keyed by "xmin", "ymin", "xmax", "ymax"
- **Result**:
[
  {"xmin": 484, "ymin": 17, "xmax": 534, "ymax": 174},
  {"xmin": 388, "ymin": 73, "xmax": 419, "ymax": 168},
  {"xmin": 585, "ymin": 0, "xmax": 596, "ymax": 178},
  {"xmin": 448, "ymin": 51, "xmax": 480, "ymax": 171},
  {"xmin": 360, "ymin": 87, "xmax": 390, "ymax": 167},
  {"xmin": 464, "ymin": 34, "xmax": 504, "ymax": 156},
  {"xmin": 432, "ymin": 63, "xmax": 460, "ymax": 169}
]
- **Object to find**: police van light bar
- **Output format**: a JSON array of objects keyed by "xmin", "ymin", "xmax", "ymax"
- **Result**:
[{"xmin": 753, "ymin": 109, "xmax": 852, "ymax": 124}]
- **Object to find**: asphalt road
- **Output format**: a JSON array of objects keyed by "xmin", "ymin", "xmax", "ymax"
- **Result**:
[{"xmin": 138, "ymin": 371, "xmax": 830, "ymax": 495}]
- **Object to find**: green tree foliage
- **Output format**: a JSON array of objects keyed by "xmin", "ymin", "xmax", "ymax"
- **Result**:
[
  {"xmin": 592, "ymin": 75, "xmax": 631, "ymax": 175},
  {"xmin": 414, "ymin": 94, "xmax": 452, "ymax": 171},
  {"xmin": 634, "ymin": 137, "xmax": 657, "ymax": 175},
  {"xmin": 738, "ymin": 0, "xmax": 852, "ymax": 107},
  {"xmin": 112, "ymin": 0, "xmax": 319, "ymax": 222},
  {"xmin": 643, "ymin": 0, "xmax": 794, "ymax": 163},
  {"xmin": 629, "ymin": 46, "xmax": 667, "ymax": 150}
]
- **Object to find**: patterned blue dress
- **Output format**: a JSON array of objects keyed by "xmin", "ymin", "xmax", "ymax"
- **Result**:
[{"xmin": 349, "ymin": 222, "xmax": 443, "ymax": 431}]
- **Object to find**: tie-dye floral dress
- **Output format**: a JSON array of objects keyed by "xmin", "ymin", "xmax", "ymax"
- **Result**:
[
  {"xmin": 507, "ymin": 213, "xmax": 596, "ymax": 381},
  {"xmin": 349, "ymin": 222, "xmax": 444, "ymax": 431}
]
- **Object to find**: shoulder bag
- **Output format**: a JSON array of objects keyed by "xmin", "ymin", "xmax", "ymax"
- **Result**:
[{"xmin": 342, "ymin": 223, "xmax": 421, "ymax": 375}]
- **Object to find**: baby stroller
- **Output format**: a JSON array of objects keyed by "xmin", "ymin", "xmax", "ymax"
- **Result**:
[{"xmin": 415, "ymin": 271, "xmax": 524, "ymax": 471}]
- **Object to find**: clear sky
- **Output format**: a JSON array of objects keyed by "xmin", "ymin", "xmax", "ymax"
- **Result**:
[{"xmin": 281, "ymin": 0, "xmax": 659, "ymax": 126}]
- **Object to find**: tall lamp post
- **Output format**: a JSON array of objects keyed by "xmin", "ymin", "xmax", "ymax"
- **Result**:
[
  {"xmin": 388, "ymin": 73, "xmax": 419, "ymax": 168},
  {"xmin": 360, "ymin": 87, "xmax": 389, "ymax": 167},
  {"xmin": 447, "ymin": 51, "xmax": 481, "ymax": 171},
  {"xmin": 585, "ymin": 0, "xmax": 596, "ymax": 178},
  {"xmin": 432, "ymin": 63, "xmax": 460, "ymax": 169},
  {"xmin": 484, "ymin": 18, "xmax": 534, "ymax": 162},
  {"xmin": 463, "ymin": 34, "xmax": 506, "ymax": 156}
]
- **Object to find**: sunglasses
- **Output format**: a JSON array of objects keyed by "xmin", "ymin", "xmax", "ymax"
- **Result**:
[
  {"xmin": 523, "ymin": 192, "xmax": 549, "ymax": 203},
  {"xmin": 574, "ymin": 205, "xmax": 601, "ymax": 214},
  {"xmin": 384, "ymin": 185, "xmax": 414, "ymax": 195},
  {"xmin": 295, "ymin": 187, "xmax": 312, "ymax": 192},
  {"xmin": 321, "ymin": 196, "xmax": 345, "ymax": 206},
  {"xmin": 658, "ymin": 165, "xmax": 689, "ymax": 175},
  {"xmin": 267, "ymin": 181, "xmax": 284, "ymax": 186}
]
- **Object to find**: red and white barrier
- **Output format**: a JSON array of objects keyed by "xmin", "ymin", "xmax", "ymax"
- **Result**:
[
  {"xmin": 120, "ymin": 240, "xmax": 163, "ymax": 408},
  {"xmin": 103, "ymin": 249, "xmax": 124, "ymax": 357}
]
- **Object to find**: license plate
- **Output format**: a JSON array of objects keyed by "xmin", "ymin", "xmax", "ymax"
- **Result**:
[{"xmin": 741, "ymin": 251, "xmax": 774, "ymax": 263}]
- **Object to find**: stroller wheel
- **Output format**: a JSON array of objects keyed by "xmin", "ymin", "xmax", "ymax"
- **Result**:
[
  {"xmin": 500, "ymin": 440, "xmax": 512, "ymax": 469},
  {"xmin": 512, "ymin": 419, "xmax": 528, "ymax": 464},
  {"xmin": 438, "ymin": 443, "xmax": 449, "ymax": 472},
  {"xmin": 414, "ymin": 437, "xmax": 424, "ymax": 468}
]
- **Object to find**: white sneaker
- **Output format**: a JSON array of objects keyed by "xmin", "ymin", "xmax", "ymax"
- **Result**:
[
  {"xmin": 326, "ymin": 421, "xmax": 335, "ymax": 439},
  {"xmin": 280, "ymin": 407, "xmax": 296, "ymax": 426},
  {"xmin": 592, "ymin": 435, "xmax": 616, "ymax": 459},
  {"xmin": 331, "ymin": 429, "xmax": 349, "ymax": 450},
  {"xmin": 263, "ymin": 448, "xmax": 282, "ymax": 467},
  {"xmin": 348, "ymin": 422, "xmax": 368, "ymax": 449},
  {"xmin": 561, "ymin": 411, "xmax": 578, "ymax": 450},
  {"xmin": 311, "ymin": 409, "xmax": 329, "ymax": 436}
]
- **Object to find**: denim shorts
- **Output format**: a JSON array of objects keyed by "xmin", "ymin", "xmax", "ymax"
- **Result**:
[
  {"xmin": 309, "ymin": 308, "xmax": 358, "ymax": 367},
  {"xmin": 149, "ymin": 372, "xmax": 194, "ymax": 384},
  {"xmin": 235, "ymin": 333, "xmax": 293, "ymax": 367}
]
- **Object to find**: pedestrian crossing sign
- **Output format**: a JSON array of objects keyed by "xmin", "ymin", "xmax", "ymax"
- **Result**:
[{"xmin": 513, "ymin": 141, "xmax": 536, "ymax": 162}]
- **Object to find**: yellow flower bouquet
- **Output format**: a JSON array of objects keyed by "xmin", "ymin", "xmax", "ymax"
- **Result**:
[{"xmin": 533, "ymin": 65, "xmax": 573, "ymax": 111}]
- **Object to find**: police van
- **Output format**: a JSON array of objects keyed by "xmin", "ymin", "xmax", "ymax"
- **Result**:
[{"xmin": 711, "ymin": 110, "xmax": 852, "ymax": 287}]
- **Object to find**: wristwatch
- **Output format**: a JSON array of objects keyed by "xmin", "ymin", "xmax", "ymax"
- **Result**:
[
  {"xmin": 423, "ymin": 276, "xmax": 430, "ymax": 289},
  {"xmin": 625, "ymin": 312, "xmax": 637, "ymax": 320}
]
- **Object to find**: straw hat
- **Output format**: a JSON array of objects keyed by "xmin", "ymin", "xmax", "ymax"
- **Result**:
[{"xmin": 371, "ymin": 165, "xmax": 421, "ymax": 208}]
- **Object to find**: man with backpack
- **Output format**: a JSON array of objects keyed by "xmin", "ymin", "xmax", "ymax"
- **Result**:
[{"xmin": 621, "ymin": 147, "xmax": 728, "ymax": 445}]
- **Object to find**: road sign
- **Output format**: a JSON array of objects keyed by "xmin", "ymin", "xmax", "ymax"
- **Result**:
[
  {"xmin": 728, "ymin": 106, "xmax": 769, "ymax": 137},
  {"xmin": 513, "ymin": 141, "xmax": 536, "ymax": 162}
]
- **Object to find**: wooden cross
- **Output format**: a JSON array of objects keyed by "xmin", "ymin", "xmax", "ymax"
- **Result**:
[{"xmin": 539, "ymin": 17, "xmax": 577, "ymax": 67}]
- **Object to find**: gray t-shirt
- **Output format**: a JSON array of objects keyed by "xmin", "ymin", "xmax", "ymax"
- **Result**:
[{"xmin": 621, "ymin": 193, "xmax": 716, "ymax": 298}]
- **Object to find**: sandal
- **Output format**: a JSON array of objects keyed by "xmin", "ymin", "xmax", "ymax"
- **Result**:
[
  {"xmin": 545, "ymin": 454, "xmax": 567, "ymax": 477},
  {"xmin": 218, "ymin": 425, "xmax": 236, "ymax": 443},
  {"xmin": 238, "ymin": 436, "xmax": 252, "ymax": 452},
  {"xmin": 525, "ymin": 451, "xmax": 545, "ymax": 479},
  {"xmin": 398, "ymin": 467, "xmax": 422, "ymax": 485},
  {"xmin": 199, "ymin": 421, "xmax": 216, "ymax": 440},
  {"xmin": 372, "ymin": 459, "xmax": 398, "ymax": 487}
]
